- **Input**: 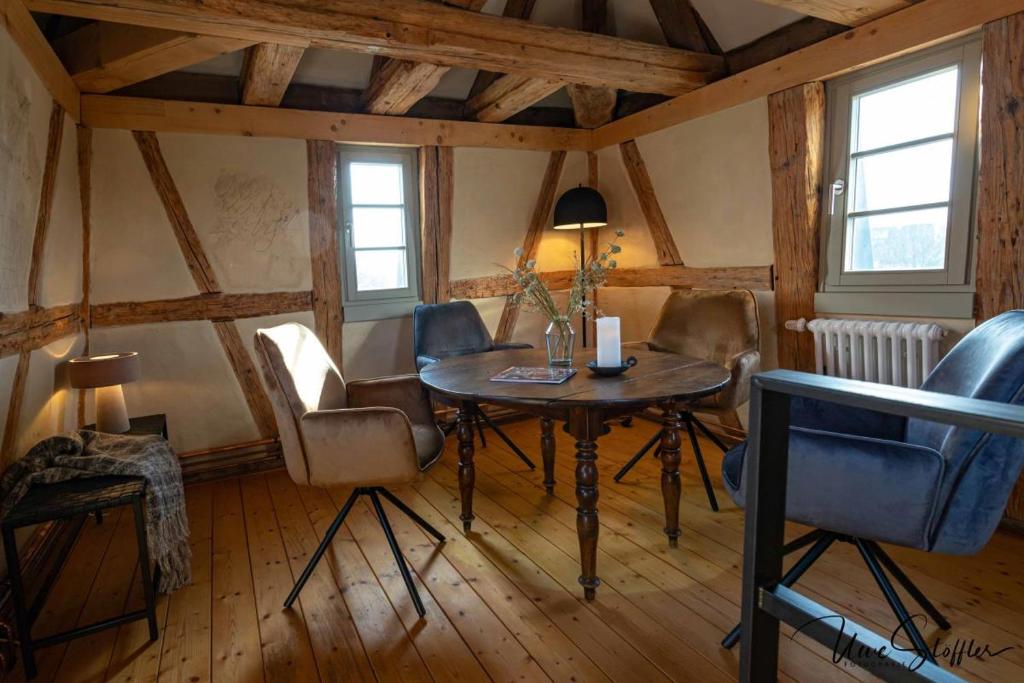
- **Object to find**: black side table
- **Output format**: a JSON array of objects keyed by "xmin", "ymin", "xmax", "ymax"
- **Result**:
[{"xmin": 1, "ymin": 414, "xmax": 168, "ymax": 679}]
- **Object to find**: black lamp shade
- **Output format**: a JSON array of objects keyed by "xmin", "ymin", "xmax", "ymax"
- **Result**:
[{"xmin": 553, "ymin": 186, "xmax": 607, "ymax": 230}]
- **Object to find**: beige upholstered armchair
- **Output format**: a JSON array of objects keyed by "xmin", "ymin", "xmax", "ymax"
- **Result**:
[
  {"xmin": 615, "ymin": 289, "xmax": 761, "ymax": 511},
  {"xmin": 254, "ymin": 322, "xmax": 444, "ymax": 618}
]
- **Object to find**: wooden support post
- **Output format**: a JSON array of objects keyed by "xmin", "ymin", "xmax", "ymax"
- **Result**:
[
  {"xmin": 77, "ymin": 125, "xmax": 93, "ymax": 427},
  {"xmin": 619, "ymin": 140, "xmax": 683, "ymax": 266},
  {"xmin": 133, "ymin": 130, "xmax": 220, "ymax": 293},
  {"xmin": 306, "ymin": 139, "xmax": 344, "ymax": 368},
  {"xmin": 1, "ymin": 352, "xmax": 31, "ymax": 466},
  {"xmin": 976, "ymin": 12, "xmax": 1024, "ymax": 522},
  {"xmin": 566, "ymin": 0, "xmax": 617, "ymax": 129},
  {"xmin": 212, "ymin": 321, "xmax": 278, "ymax": 439},
  {"xmin": 241, "ymin": 43, "xmax": 305, "ymax": 106},
  {"xmin": 135, "ymin": 129, "xmax": 280, "ymax": 438},
  {"xmin": 494, "ymin": 150, "xmax": 566, "ymax": 344},
  {"xmin": 419, "ymin": 146, "xmax": 454, "ymax": 305},
  {"xmin": 27, "ymin": 102, "xmax": 66, "ymax": 307},
  {"xmin": 768, "ymin": 82, "xmax": 825, "ymax": 373}
]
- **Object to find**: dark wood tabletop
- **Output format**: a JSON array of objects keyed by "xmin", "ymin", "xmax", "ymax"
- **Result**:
[
  {"xmin": 419, "ymin": 348, "xmax": 730, "ymax": 410},
  {"xmin": 419, "ymin": 347, "xmax": 731, "ymax": 600}
]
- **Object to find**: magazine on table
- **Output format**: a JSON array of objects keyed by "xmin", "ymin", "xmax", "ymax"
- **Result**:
[{"xmin": 490, "ymin": 366, "xmax": 577, "ymax": 384}]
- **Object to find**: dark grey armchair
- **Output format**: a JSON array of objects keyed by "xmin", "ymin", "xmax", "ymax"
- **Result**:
[
  {"xmin": 413, "ymin": 301, "xmax": 536, "ymax": 469},
  {"xmin": 721, "ymin": 310, "xmax": 1024, "ymax": 663}
]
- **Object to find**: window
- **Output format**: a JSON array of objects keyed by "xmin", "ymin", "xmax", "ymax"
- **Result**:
[
  {"xmin": 337, "ymin": 146, "xmax": 421, "ymax": 321},
  {"xmin": 819, "ymin": 37, "xmax": 981, "ymax": 317}
]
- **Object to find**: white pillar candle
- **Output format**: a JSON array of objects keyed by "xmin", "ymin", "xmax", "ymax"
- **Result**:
[{"xmin": 596, "ymin": 317, "xmax": 621, "ymax": 367}]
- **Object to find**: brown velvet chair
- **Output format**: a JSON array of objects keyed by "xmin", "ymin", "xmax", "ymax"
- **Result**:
[
  {"xmin": 614, "ymin": 289, "xmax": 761, "ymax": 511},
  {"xmin": 255, "ymin": 322, "xmax": 444, "ymax": 618}
]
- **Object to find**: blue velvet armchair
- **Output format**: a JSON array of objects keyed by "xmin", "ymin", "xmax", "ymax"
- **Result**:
[{"xmin": 720, "ymin": 310, "xmax": 1024, "ymax": 662}]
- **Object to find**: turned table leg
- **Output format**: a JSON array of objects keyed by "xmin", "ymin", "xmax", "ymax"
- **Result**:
[
  {"xmin": 660, "ymin": 406, "xmax": 683, "ymax": 546},
  {"xmin": 456, "ymin": 405, "xmax": 476, "ymax": 532},
  {"xmin": 575, "ymin": 437, "xmax": 600, "ymax": 600},
  {"xmin": 540, "ymin": 417, "xmax": 556, "ymax": 494}
]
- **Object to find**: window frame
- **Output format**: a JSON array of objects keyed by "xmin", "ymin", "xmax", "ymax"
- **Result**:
[
  {"xmin": 818, "ymin": 35, "xmax": 981, "ymax": 317},
  {"xmin": 336, "ymin": 144, "xmax": 422, "ymax": 322}
]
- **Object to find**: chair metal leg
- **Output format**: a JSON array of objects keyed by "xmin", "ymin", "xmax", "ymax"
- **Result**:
[
  {"xmin": 369, "ymin": 490, "xmax": 427, "ymax": 618},
  {"xmin": 684, "ymin": 415, "xmax": 719, "ymax": 512},
  {"xmin": 284, "ymin": 488, "xmax": 360, "ymax": 608},
  {"xmin": 475, "ymin": 409, "xmax": 536, "ymax": 470},
  {"xmin": 475, "ymin": 413, "xmax": 488, "ymax": 448},
  {"xmin": 691, "ymin": 415, "xmax": 732, "ymax": 454},
  {"xmin": 782, "ymin": 529, "xmax": 825, "ymax": 555},
  {"xmin": 614, "ymin": 428, "xmax": 663, "ymax": 482},
  {"xmin": 723, "ymin": 533, "xmax": 836, "ymax": 648},
  {"xmin": 3, "ymin": 524, "xmax": 34, "ymax": 679},
  {"xmin": 376, "ymin": 488, "xmax": 445, "ymax": 543},
  {"xmin": 867, "ymin": 540, "xmax": 952, "ymax": 631},
  {"xmin": 855, "ymin": 539, "xmax": 936, "ymax": 664}
]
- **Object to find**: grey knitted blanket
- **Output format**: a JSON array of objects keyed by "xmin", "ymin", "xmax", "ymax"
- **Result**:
[{"xmin": 0, "ymin": 431, "xmax": 191, "ymax": 593}]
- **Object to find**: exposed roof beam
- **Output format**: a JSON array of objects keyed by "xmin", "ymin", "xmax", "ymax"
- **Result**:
[
  {"xmin": 467, "ymin": 0, "xmax": 538, "ymax": 101},
  {"xmin": 567, "ymin": 0, "xmax": 617, "ymax": 129},
  {"xmin": 593, "ymin": 0, "xmax": 1022, "ymax": 147},
  {"xmin": 725, "ymin": 16, "xmax": 846, "ymax": 73},
  {"xmin": 749, "ymin": 0, "xmax": 915, "ymax": 26},
  {"xmin": 362, "ymin": 0, "xmax": 486, "ymax": 115},
  {"xmin": 82, "ymin": 95, "xmax": 594, "ymax": 151},
  {"xmin": 465, "ymin": 74, "xmax": 565, "ymax": 123},
  {"xmin": 240, "ymin": 43, "xmax": 305, "ymax": 106},
  {"xmin": 27, "ymin": 0, "xmax": 724, "ymax": 95},
  {"xmin": 53, "ymin": 21, "xmax": 252, "ymax": 93},
  {"xmin": 649, "ymin": 0, "xmax": 711, "ymax": 52},
  {"xmin": 116, "ymin": 71, "xmax": 577, "ymax": 127}
]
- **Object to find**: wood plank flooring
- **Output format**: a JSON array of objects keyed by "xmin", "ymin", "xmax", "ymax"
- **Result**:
[{"xmin": 11, "ymin": 419, "xmax": 1024, "ymax": 682}]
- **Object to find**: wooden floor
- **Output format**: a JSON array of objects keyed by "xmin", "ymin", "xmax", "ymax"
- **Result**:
[{"xmin": 13, "ymin": 419, "xmax": 1024, "ymax": 682}]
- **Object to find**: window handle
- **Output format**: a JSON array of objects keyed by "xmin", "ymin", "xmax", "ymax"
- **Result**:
[{"xmin": 829, "ymin": 179, "xmax": 845, "ymax": 215}]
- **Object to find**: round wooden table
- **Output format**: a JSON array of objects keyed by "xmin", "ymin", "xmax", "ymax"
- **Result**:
[{"xmin": 420, "ymin": 347, "xmax": 730, "ymax": 600}]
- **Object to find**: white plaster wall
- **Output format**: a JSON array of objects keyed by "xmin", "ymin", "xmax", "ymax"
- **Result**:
[
  {"xmin": 0, "ymin": 23, "xmax": 85, "ymax": 462},
  {"xmin": 159, "ymin": 133, "xmax": 312, "ymax": 293}
]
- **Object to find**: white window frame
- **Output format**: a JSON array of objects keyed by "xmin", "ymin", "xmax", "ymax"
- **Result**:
[
  {"xmin": 817, "ymin": 36, "xmax": 981, "ymax": 318},
  {"xmin": 337, "ymin": 145, "xmax": 422, "ymax": 322}
]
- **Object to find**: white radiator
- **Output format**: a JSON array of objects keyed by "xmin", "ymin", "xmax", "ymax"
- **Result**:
[{"xmin": 785, "ymin": 318, "xmax": 947, "ymax": 388}]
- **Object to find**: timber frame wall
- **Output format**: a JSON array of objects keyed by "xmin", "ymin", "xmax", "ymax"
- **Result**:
[{"xmin": 3, "ymin": 0, "xmax": 1024, "ymax": 514}]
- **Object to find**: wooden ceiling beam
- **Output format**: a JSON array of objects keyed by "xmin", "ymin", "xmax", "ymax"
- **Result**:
[
  {"xmin": 467, "ymin": 0, "xmax": 537, "ymax": 101},
  {"xmin": 82, "ymin": 95, "xmax": 594, "ymax": 151},
  {"xmin": 362, "ymin": 0, "xmax": 486, "ymax": 115},
  {"xmin": 1, "ymin": 0, "xmax": 80, "ymax": 119},
  {"xmin": 240, "ymin": 43, "xmax": 305, "ymax": 106},
  {"xmin": 749, "ymin": 0, "xmax": 915, "ymax": 26},
  {"xmin": 649, "ymin": 0, "xmax": 712, "ymax": 52},
  {"xmin": 567, "ymin": 0, "xmax": 617, "ymax": 129},
  {"xmin": 464, "ymin": 74, "xmax": 565, "ymax": 123},
  {"xmin": 27, "ymin": 0, "xmax": 723, "ymax": 95},
  {"xmin": 593, "ymin": 0, "xmax": 1024, "ymax": 148},
  {"xmin": 53, "ymin": 21, "xmax": 252, "ymax": 93},
  {"xmin": 725, "ymin": 16, "xmax": 846, "ymax": 73}
]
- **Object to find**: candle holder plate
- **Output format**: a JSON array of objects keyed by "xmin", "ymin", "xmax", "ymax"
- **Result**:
[{"xmin": 586, "ymin": 356, "xmax": 638, "ymax": 377}]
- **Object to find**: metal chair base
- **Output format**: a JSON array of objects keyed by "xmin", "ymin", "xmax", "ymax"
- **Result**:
[
  {"xmin": 283, "ymin": 486, "xmax": 445, "ymax": 619},
  {"xmin": 721, "ymin": 531, "xmax": 951, "ymax": 664},
  {"xmin": 439, "ymin": 408, "xmax": 536, "ymax": 470},
  {"xmin": 614, "ymin": 412, "xmax": 720, "ymax": 512}
]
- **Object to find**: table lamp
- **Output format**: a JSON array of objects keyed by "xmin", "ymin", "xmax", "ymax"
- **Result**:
[
  {"xmin": 553, "ymin": 185, "xmax": 608, "ymax": 347},
  {"xmin": 69, "ymin": 352, "xmax": 141, "ymax": 433}
]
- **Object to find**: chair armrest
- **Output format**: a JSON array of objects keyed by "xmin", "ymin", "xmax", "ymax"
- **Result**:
[
  {"xmin": 347, "ymin": 374, "xmax": 436, "ymax": 428},
  {"xmin": 299, "ymin": 408, "xmax": 419, "ymax": 487},
  {"xmin": 493, "ymin": 342, "xmax": 533, "ymax": 351},
  {"xmin": 733, "ymin": 427, "xmax": 944, "ymax": 549},
  {"xmin": 714, "ymin": 349, "xmax": 760, "ymax": 410}
]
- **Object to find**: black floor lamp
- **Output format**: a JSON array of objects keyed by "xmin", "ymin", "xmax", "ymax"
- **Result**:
[{"xmin": 552, "ymin": 185, "xmax": 607, "ymax": 347}]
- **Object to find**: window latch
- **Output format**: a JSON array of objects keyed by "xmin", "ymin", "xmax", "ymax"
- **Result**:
[{"xmin": 829, "ymin": 179, "xmax": 845, "ymax": 215}]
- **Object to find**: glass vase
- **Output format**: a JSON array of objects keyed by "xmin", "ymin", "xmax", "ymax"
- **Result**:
[{"xmin": 545, "ymin": 320, "xmax": 576, "ymax": 367}]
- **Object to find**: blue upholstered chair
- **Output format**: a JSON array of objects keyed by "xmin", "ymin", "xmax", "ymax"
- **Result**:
[
  {"xmin": 720, "ymin": 310, "xmax": 1024, "ymax": 662},
  {"xmin": 413, "ymin": 301, "xmax": 536, "ymax": 468}
]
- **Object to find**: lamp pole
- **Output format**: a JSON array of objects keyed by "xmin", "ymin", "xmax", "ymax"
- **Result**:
[{"xmin": 580, "ymin": 225, "xmax": 588, "ymax": 348}]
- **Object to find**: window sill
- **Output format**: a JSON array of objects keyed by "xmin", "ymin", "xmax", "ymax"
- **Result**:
[
  {"xmin": 814, "ymin": 291, "xmax": 974, "ymax": 319},
  {"xmin": 343, "ymin": 299, "xmax": 421, "ymax": 323}
]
